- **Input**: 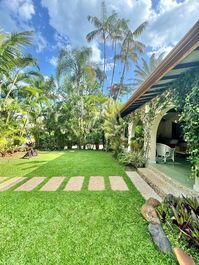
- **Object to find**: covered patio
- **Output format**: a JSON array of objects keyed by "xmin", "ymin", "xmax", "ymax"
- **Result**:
[
  {"xmin": 153, "ymin": 155, "xmax": 193, "ymax": 189},
  {"xmin": 121, "ymin": 21, "xmax": 199, "ymax": 192}
]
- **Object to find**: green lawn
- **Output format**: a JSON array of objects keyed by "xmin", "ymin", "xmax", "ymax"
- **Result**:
[{"xmin": 0, "ymin": 151, "xmax": 177, "ymax": 264}]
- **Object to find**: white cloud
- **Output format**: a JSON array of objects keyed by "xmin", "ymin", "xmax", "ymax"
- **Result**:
[
  {"xmin": 18, "ymin": 0, "xmax": 35, "ymax": 21},
  {"xmin": 41, "ymin": 0, "xmax": 153, "ymax": 47},
  {"xmin": 35, "ymin": 31, "xmax": 48, "ymax": 53},
  {"xmin": 41, "ymin": 0, "xmax": 199, "ymax": 58},
  {"xmin": 0, "ymin": 11, "xmax": 17, "ymax": 32},
  {"xmin": 0, "ymin": 0, "xmax": 35, "ymax": 32},
  {"xmin": 106, "ymin": 62, "xmax": 114, "ymax": 71},
  {"xmin": 49, "ymin": 56, "xmax": 58, "ymax": 67},
  {"xmin": 147, "ymin": 45, "xmax": 173, "ymax": 58},
  {"xmin": 142, "ymin": 0, "xmax": 199, "ymax": 53},
  {"xmin": 54, "ymin": 32, "xmax": 71, "ymax": 49},
  {"xmin": 89, "ymin": 42, "xmax": 102, "ymax": 65}
]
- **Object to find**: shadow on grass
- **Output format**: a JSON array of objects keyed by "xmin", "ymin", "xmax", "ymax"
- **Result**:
[
  {"xmin": 23, "ymin": 151, "xmax": 126, "ymax": 178},
  {"xmin": 17, "ymin": 161, "xmax": 47, "ymax": 166},
  {"xmin": 24, "ymin": 153, "xmax": 67, "ymax": 178}
]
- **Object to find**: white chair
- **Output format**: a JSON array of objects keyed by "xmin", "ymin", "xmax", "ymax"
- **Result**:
[{"xmin": 156, "ymin": 143, "xmax": 175, "ymax": 163}]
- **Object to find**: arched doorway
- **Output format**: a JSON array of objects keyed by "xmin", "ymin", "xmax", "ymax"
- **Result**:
[
  {"xmin": 156, "ymin": 108, "xmax": 184, "ymax": 155},
  {"xmin": 148, "ymin": 105, "xmax": 175, "ymax": 163},
  {"xmin": 148, "ymin": 106, "xmax": 193, "ymax": 188}
]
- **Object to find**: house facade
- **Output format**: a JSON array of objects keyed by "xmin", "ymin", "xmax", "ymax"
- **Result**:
[{"xmin": 120, "ymin": 21, "xmax": 199, "ymax": 193}]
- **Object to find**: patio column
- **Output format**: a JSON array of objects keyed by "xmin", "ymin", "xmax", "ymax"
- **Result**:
[
  {"xmin": 193, "ymin": 165, "xmax": 199, "ymax": 192},
  {"xmin": 147, "ymin": 121, "xmax": 157, "ymax": 163},
  {"xmin": 127, "ymin": 122, "xmax": 133, "ymax": 152},
  {"xmin": 145, "ymin": 104, "xmax": 157, "ymax": 164}
]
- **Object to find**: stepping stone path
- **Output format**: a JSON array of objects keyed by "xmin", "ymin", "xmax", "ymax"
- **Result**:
[
  {"xmin": 109, "ymin": 176, "xmax": 129, "ymax": 191},
  {"xmin": 40, "ymin": 177, "xmax": 65, "ymax": 191},
  {"xmin": 0, "ymin": 176, "xmax": 129, "ymax": 192},
  {"xmin": 15, "ymin": 177, "xmax": 45, "ymax": 191},
  {"xmin": 64, "ymin": 176, "xmax": 84, "ymax": 191},
  {"xmin": 88, "ymin": 176, "xmax": 105, "ymax": 191},
  {"xmin": 0, "ymin": 177, "xmax": 26, "ymax": 192}
]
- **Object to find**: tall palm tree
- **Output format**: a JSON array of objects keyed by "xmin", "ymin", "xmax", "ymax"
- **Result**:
[
  {"xmin": 86, "ymin": 2, "xmax": 117, "ymax": 92},
  {"xmin": 3, "ymin": 56, "xmax": 39, "ymax": 100},
  {"xmin": 109, "ymin": 18, "xmax": 127, "ymax": 87},
  {"xmin": 120, "ymin": 22, "xmax": 147, "ymax": 83},
  {"xmin": 133, "ymin": 52, "xmax": 165, "ymax": 86},
  {"xmin": 117, "ymin": 21, "xmax": 147, "ymax": 98},
  {"xmin": 56, "ymin": 47, "xmax": 92, "ymax": 96},
  {"xmin": 0, "ymin": 31, "xmax": 33, "ymax": 74}
]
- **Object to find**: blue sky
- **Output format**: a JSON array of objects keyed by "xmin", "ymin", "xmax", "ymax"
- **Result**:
[{"xmin": 0, "ymin": 0, "xmax": 198, "ymax": 93}]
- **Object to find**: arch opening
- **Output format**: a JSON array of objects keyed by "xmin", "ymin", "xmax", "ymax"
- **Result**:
[{"xmin": 148, "ymin": 107, "xmax": 193, "ymax": 189}]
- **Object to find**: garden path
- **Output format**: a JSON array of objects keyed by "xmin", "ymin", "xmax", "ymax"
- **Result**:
[{"xmin": 0, "ymin": 176, "xmax": 129, "ymax": 192}]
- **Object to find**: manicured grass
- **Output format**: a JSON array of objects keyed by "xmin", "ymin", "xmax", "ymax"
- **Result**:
[
  {"xmin": 0, "ymin": 151, "xmax": 177, "ymax": 264},
  {"xmin": 0, "ymin": 151, "xmax": 126, "ymax": 178}
]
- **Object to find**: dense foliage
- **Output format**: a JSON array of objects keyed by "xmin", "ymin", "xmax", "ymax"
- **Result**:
[
  {"xmin": 0, "ymin": 2, "xmax": 148, "ymax": 155},
  {"xmin": 102, "ymin": 99, "xmax": 127, "ymax": 156},
  {"xmin": 117, "ymin": 151, "xmax": 146, "ymax": 168},
  {"xmin": 157, "ymin": 195, "xmax": 199, "ymax": 247},
  {"xmin": 0, "ymin": 31, "xmax": 49, "ymax": 155},
  {"xmin": 172, "ymin": 68, "xmax": 199, "ymax": 172}
]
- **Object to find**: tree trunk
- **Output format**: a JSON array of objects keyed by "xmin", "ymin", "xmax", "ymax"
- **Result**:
[
  {"xmin": 102, "ymin": 31, "xmax": 106, "ymax": 94},
  {"xmin": 111, "ymin": 42, "xmax": 117, "ymax": 87}
]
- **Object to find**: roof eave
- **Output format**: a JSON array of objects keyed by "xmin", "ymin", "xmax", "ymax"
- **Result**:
[{"xmin": 120, "ymin": 20, "xmax": 199, "ymax": 116}]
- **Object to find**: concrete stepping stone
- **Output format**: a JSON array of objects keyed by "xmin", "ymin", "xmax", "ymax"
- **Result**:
[
  {"xmin": 40, "ymin": 177, "xmax": 65, "ymax": 191},
  {"xmin": 15, "ymin": 177, "xmax": 45, "ymax": 191},
  {"xmin": 0, "ymin": 177, "xmax": 8, "ymax": 183},
  {"xmin": 64, "ymin": 176, "xmax": 84, "ymax": 191},
  {"xmin": 88, "ymin": 176, "xmax": 105, "ymax": 191},
  {"xmin": 109, "ymin": 176, "xmax": 129, "ymax": 191},
  {"xmin": 0, "ymin": 177, "xmax": 26, "ymax": 192}
]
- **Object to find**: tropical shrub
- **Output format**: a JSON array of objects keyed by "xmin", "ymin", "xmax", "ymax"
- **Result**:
[
  {"xmin": 117, "ymin": 151, "xmax": 146, "ymax": 168},
  {"xmin": 157, "ymin": 196, "xmax": 199, "ymax": 247},
  {"xmin": 130, "ymin": 123, "xmax": 144, "ymax": 151},
  {"xmin": 103, "ymin": 99, "xmax": 127, "ymax": 157}
]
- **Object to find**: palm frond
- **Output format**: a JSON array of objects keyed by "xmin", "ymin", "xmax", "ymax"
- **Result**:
[{"xmin": 133, "ymin": 21, "xmax": 148, "ymax": 37}]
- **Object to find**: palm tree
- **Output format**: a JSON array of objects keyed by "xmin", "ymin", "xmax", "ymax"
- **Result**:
[
  {"xmin": 56, "ymin": 47, "xmax": 92, "ymax": 96},
  {"xmin": 117, "ymin": 21, "xmax": 147, "ymax": 98},
  {"xmin": 109, "ymin": 18, "xmax": 127, "ymax": 87},
  {"xmin": 0, "ymin": 31, "xmax": 33, "ymax": 74},
  {"xmin": 102, "ymin": 98, "xmax": 126, "ymax": 155},
  {"xmin": 86, "ymin": 2, "xmax": 117, "ymax": 92},
  {"xmin": 3, "ymin": 57, "xmax": 39, "ymax": 100},
  {"xmin": 133, "ymin": 52, "xmax": 165, "ymax": 86}
]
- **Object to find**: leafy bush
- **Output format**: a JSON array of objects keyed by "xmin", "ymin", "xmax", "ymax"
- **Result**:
[
  {"xmin": 103, "ymin": 99, "xmax": 127, "ymax": 157},
  {"xmin": 172, "ymin": 68, "xmax": 199, "ymax": 174},
  {"xmin": 157, "ymin": 196, "xmax": 199, "ymax": 247},
  {"xmin": 130, "ymin": 123, "xmax": 144, "ymax": 151},
  {"xmin": 117, "ymin": 151, "xmax": 146, "ymax": 168}
]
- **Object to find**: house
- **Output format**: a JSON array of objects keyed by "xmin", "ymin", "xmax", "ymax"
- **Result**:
[{"xmin": 120, "ymin": 20, "xmax": 199, "ymax": 193}]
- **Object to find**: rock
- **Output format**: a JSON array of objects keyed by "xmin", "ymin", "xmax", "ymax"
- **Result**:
[
  {"xmin": 148, "ymin": 223, "xmax": 172, "ymax": 253},
  {"xmin": 164, "ymin": 194, "xmax": 175, "ymax": 206},
  {"xmin": 141, "ymin": 203, "xmax": 160, "ymax": 224},
  {"xmin": 173, "ymin": 248, "xmax": 196, "ymax": 265},
  {"xmin": 146, "ymin": 197, "xmax": 161, "ymax": 207}
]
